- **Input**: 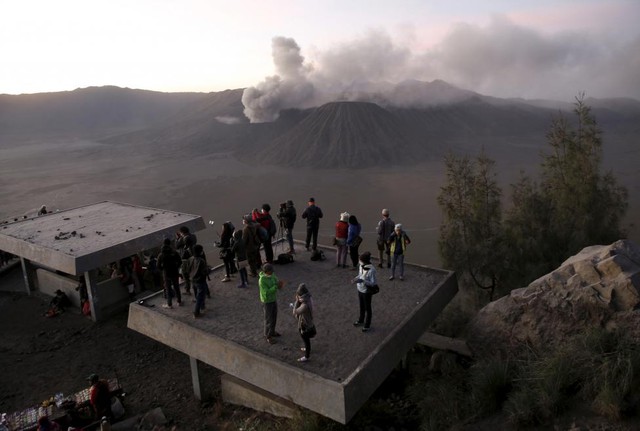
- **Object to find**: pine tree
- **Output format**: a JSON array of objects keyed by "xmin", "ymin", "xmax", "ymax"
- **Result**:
[{"xmin": 438, "ymin": 152, "xmax": 505, "ymax": 300}]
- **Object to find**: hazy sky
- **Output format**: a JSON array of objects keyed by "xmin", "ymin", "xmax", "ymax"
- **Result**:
[{"xmin": 2, "ymin": 0, "xmax": 639, "ymax": 101}]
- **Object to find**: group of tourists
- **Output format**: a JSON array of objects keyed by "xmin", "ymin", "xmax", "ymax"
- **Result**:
[{"xmin": 150, "ymin": 199, "xmax": 411, "ymax": 364}]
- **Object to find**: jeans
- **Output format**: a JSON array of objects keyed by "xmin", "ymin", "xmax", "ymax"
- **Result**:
[
  {"xmin": 300, "ymin": 331, "xmax": 311, "ymax": 358},
  {"xmin": 263, "ymin": 236, "xmax": 274, "ymax": 263},
  {"xmin": 306, "ymin": 223, "xmax": 319, "ymax": 250},
  {"xmin": 286, "ymin": 228, "xmax": 294, "ymax": 251},
  {"xmin": 391, "ymin": 254, "xmax": 405, "ymax": 277},
  {"xmin": 193, "ymin": 281, "xmax": 207, "ymax": 315},
  {"xmin": 357, "ymin": 291, "xmax": 372, "ymax": 329},
  {"xmin": 163, "ymin": 274, "xmax": 181, "ymax": 306},
  {"xmin": 336, "ymin": 243, "xmax": 348, "ymax": 266},
  {"xmin": 263, "ymin": 301, "xmax": 278, "ymax": 337},
  {"xmin": 349, "ymin": 245, "xmax": 360, "ymax": 267}
]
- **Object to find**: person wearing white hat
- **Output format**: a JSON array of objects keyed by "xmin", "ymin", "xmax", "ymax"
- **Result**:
[
  {"xmin": 334, "ymin": 212, "xmax": 349, "ymax": 268},
  {"xmin": 388, "ymin": 224, "xmax": 411, "ymax": 281}
]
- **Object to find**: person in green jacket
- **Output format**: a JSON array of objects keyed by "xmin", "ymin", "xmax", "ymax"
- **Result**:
[{"xmin": 259, "ymin": 263, "xmax": 284, "ymax": 344}]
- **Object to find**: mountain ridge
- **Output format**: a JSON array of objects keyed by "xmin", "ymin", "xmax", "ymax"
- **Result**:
[{"xmin": 1, "ymin": 82, "xmax": 638, "ymax": 168}]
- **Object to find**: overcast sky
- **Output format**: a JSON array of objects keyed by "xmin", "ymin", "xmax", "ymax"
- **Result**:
[{"xmin": 2, "ymin": 0, "xmax": 639, "ymax": 102}]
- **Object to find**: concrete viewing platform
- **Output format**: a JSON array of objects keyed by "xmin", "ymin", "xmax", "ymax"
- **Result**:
[{"xmin": 127, "ymin": 243, "xmax": 457, "ymax": 424}]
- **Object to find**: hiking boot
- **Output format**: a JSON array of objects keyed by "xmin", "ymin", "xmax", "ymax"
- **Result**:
[{"xmin": 353, "ymin": 321, "xmax": 363, "ymax": 327}]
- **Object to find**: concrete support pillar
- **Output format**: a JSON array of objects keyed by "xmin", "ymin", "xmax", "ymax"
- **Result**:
[
  {"xmin": 84, "ymin": 270, "xmax": 101, "ymax": 322},
  {"xmin": 190, "ymin": 356, "xmax": 202, "ymax": 400},
  {"xmin": 20, "ymin": 257, "xmax": 35, "ymax": 294}
]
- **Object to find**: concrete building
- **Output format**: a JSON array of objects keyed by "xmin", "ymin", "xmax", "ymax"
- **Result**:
[
  {"xmin": 127, "ymin": 242, "xmax": 458, "ymax": 424},
  {"xmin": 0, "ymin": 201, "xmax": 205, "ymax": 321}
]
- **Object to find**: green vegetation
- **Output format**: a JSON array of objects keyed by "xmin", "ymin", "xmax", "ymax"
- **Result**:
[
  {"xmin": 438, "ymin": 96, "xmax": 628, "ymax": 304},
  {"xmin": 405, "ymin": 328, "xmax": 640, "ymax": 429}
]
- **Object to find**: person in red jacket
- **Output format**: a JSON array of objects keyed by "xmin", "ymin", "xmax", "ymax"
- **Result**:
[{"xmin": 87, "ymin": 373, "xmax": 112, "ymax": 420}]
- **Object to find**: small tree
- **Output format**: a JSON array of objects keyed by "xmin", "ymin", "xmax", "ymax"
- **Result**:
[
  {"xmin": 505, "ymin": 96, "xmax": 628, "ymax": 284},
  {"xmin": 438, "ymin": 152, "xmax": 505, "ymax": 301}
]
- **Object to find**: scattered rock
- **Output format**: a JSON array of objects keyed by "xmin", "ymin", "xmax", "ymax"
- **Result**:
[{"xmin": 468, "ymin": 240, "xmax": 640, "ymax": 357}]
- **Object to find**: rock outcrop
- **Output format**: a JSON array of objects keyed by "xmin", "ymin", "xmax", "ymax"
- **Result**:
[{"xmin": 468, "ymin": 240, "xmax": 640, "ymax": 357}]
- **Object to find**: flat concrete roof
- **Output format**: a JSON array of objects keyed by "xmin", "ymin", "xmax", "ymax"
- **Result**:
[
  {"xmin": 127, "ymin": 243, "xmax": 457, "ymax": 424},
  {"xmin": 0, "ymin": 201, "xmax": 205, "ymax": 275}
]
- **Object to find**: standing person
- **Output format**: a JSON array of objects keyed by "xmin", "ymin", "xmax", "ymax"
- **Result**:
[
  {"xmin": 293, "ymin": 283, "xmax": 315, "ymax": 362},
  {"xmin": 131, "ymin": 254, "xmax": 145, "ymax": 292},
  {"xmin": 347, "ymin": 214, "xmax": 362, "ymax": 269},
  {"xmin": 231, "ymin": 229, "xmax": 249, "ymax": 288},
  {"xmin": 176, "ymin": 226, "xmax": 197, "ymax": 295},
  {"xmin": 188, "ymin": 244, "xmax": 209, "ymax": 318},
  {"xmin": 301, "ymin": 197, "xmax": 323, "ymax": 251},
  {"xmin": 388, "ymin": 224, "xmax": 411, "ymax": 281},
  {"xmin": 259, "ymin": 263, "xmax": 284, "ymax": 344},
  {"xmin": 277, "ymin": 200, "xmax": 297, "ymax": 254},
  {"xmin": 218, "ymin": 222, "xmax": 235, "ymax": 282},
  {"xmin": 376, "ymin": 209, "xmax": 395, "ymax": 268},
  {"xmin": 335, "ymin": 212, "xmax": 349, "ymax": 268},
  {"xmin": 351, "ymin": 252, "xmax": 377, "ymax": 332},
  {"xmin": 87, "ymin": 373, "xmax": 112, "ymax": 421},
  {"xmin": 242, "ymin": 215, "xmax": 261, "ymax": 277},
  {"xmin": 157, "ymin": 238, "xmax": 182, "ymax": 308},
  {"xmin": 253, "ymin": 204, "xmax": 276, "ymax": 264}
]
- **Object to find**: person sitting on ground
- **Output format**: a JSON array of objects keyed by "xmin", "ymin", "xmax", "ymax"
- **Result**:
[
  {"xmin": 87, "ymin": 373, "xmax": 112, "ymax": 420},
  {"xmin": 37, "ymin": 415, "xmax": 60, "ymax": 431}
]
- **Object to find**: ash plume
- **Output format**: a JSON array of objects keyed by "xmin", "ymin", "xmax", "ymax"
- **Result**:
[{"xmin": 242, "ymin": 17, "xmax": 640, "ymax": 123}]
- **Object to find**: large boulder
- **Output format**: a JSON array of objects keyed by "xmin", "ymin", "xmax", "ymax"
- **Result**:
[{"xmin": 468, "ymin": 240, "xmax": 640, "ymax": 357}]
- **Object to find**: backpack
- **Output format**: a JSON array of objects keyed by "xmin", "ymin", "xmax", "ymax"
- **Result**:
[
  {"xmin": 268, "ymin": 215, "xmax": 277, "ymax": 236},
  {"xmin": 310, "ymin": 250, "xmax": 325, "ymax": 261},
  {"xmin": 276, "ymin": 253, "xmax": 294, "ymax": 264}
]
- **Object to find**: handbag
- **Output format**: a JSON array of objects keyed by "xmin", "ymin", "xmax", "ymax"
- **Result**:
[
  {"xmin": 368, "ymin": 284, "xmax": 380, "ymax": 295},
  {"xmin": 352, "ymin": 235, "xmax": 363, "ymax": 248},
  {"xmin": 301, "ymin": 325, "xmax": 317, "ymax": 338}
]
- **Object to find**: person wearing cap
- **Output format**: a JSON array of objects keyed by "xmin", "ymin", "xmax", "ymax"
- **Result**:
[
  {"xmin": 188, "ymin": 244, "xmax": 209, "ymax": 318},
  {"xmin": 259, "ymin": 263, "xmax": 284, "ymax": 344},
  {"xmin": 87, "ymin": 373, "xmax": 112, "ymax": 420},
  {"xmin": 293, "ymin": 283, "xmax": 315, "ymax": 362},
  {"xmin": 388, "ymin": 224, "xmax": 411, "ymax": 281},
  {"xmin": 301, "ymin": 197, "xmax": 323, "ymax": 251},
  {"xmin": 376, "ymin": 209, "xmax": 395, "ymax": 268},
  {"xmin": 334, "ymin": 212, "xmax": 349, "ymax": 268},
  {"xmin": 351, "ymin": 252, "xmax": 377, "ymax": 332}
]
